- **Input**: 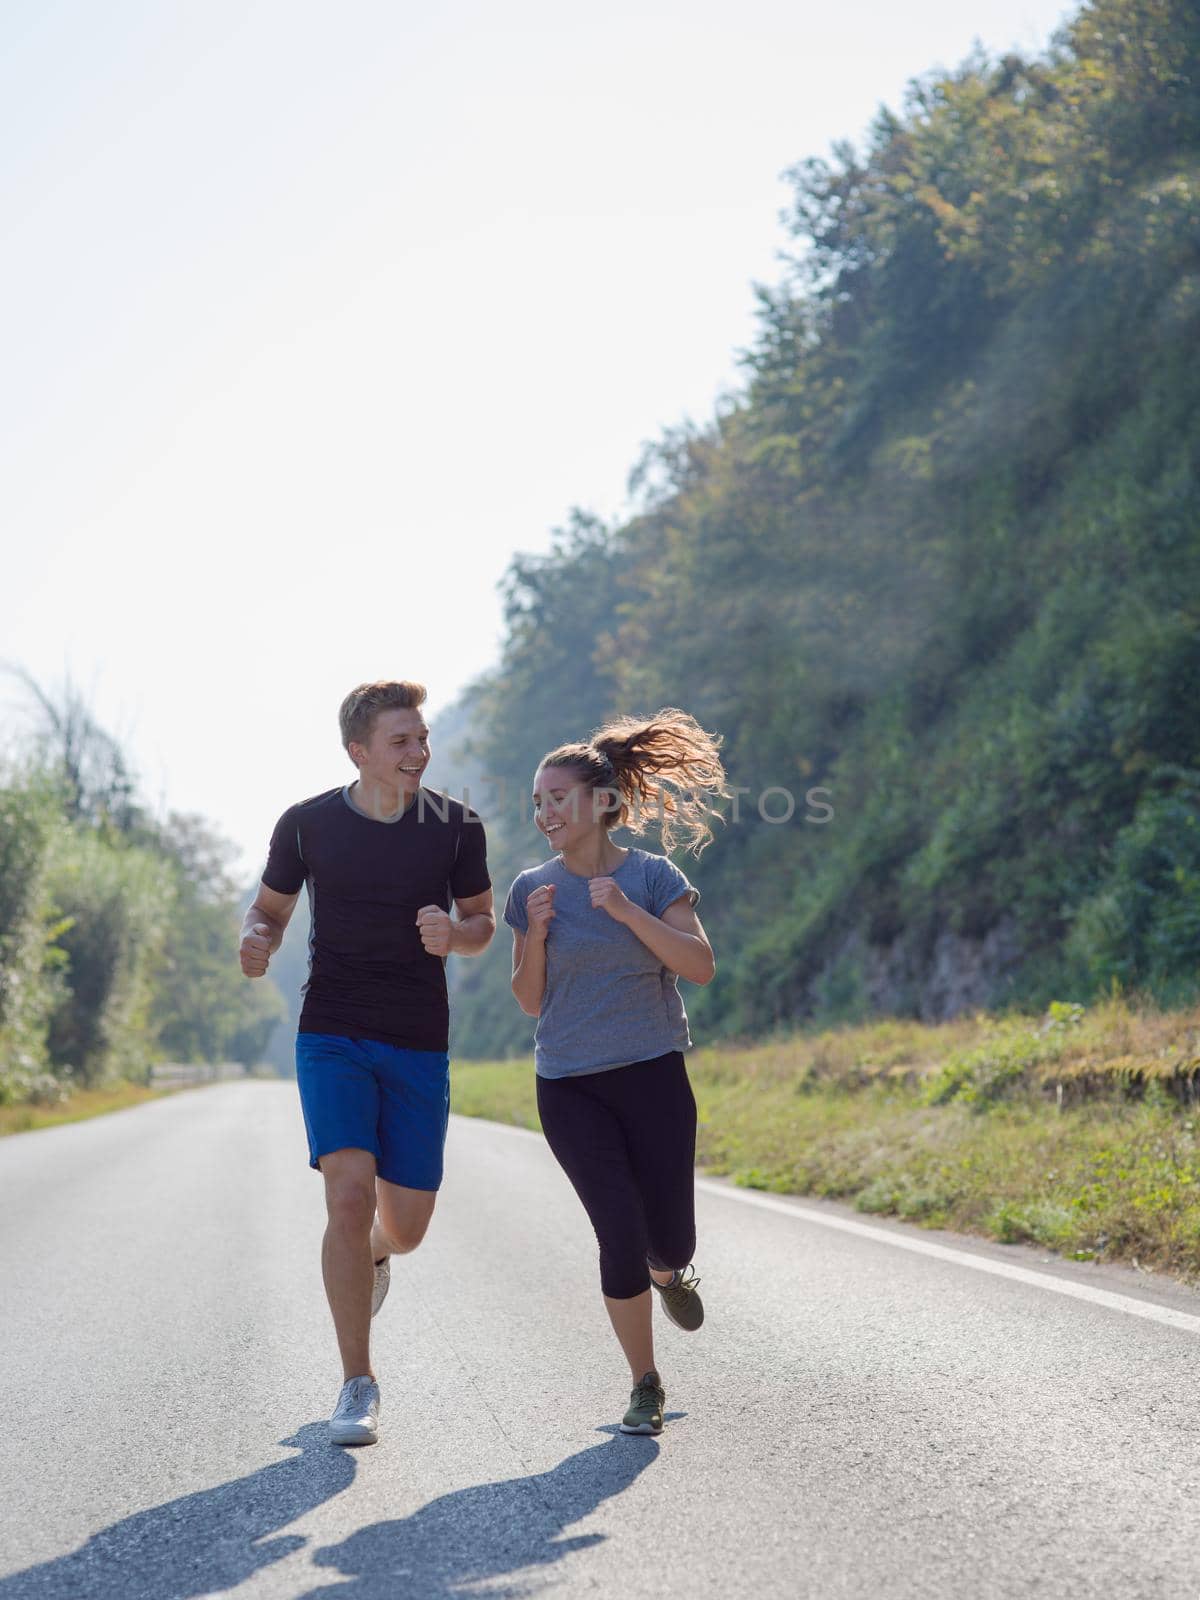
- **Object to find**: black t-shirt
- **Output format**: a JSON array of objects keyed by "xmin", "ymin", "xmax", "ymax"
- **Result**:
[{"xmin": 262, "ymin": 785, "xmax": 491, "ymax": 1052}]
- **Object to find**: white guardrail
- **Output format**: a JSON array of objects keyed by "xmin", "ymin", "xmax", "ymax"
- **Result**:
[{"xmin": 149, "ymin": 1062, "xmax": 253, "ymax": 1087}]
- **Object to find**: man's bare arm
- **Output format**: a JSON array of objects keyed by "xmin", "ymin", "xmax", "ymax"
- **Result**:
[
  {"xmin": 450, "ymin": 888, "xmax": 496, "ymax": 956},
  {"xmin": 415, "ymin": 889, "xmax": 496, "ymax": 959},
  {"xmin": 239, "ymin": 881, "xmax": 300, "ymax": 977}
]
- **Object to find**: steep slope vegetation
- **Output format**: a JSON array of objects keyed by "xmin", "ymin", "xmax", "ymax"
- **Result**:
[{"xmin": 441, "ymin": 0, "xmax": 1200, "ymax": 1057}]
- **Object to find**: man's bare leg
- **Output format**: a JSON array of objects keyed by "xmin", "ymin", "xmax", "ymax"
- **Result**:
[
  {"xmin": 371, "ymin": 1179, "xmax": 437, "ymax": 1260},
  {"xmin": 319, "ymin": 1148, "xmax": 378, "ymax": 1381}
]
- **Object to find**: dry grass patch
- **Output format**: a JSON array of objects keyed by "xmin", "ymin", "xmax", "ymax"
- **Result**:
[
  {"xmin": 0, "ymin": 1082, "xmax": 178, "ymax": 1137},
  {"xmin": 450, "ymin": 998, "xmax": 1200, "ymax": 1282}
]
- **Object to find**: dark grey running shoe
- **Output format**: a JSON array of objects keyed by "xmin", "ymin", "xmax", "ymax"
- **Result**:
[
  {"xmin": 620, "ymin": 1370, "xmax": 665, "ymax": 1435},
  {"xmin": 651, "ymin": 1265, "xmax": 704, "ymax": 1331}
]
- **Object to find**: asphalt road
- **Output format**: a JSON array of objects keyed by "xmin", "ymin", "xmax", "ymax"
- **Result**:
[{"xmin": 2, "ymin": 1080, "xmax": 1200, "ymax": 1599}]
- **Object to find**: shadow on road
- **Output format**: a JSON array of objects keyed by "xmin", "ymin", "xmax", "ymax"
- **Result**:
[
  {"xmin": 2, "ymin": 1423, "xmax": 658, "ymax": 1600},
  {"xmin": 297, "ymin": 1430, "xmax": 660, "ymax": 1600},
  {"xmin": 0, "ymin": 1422, "xmax": 353, "ymax": 1600}
]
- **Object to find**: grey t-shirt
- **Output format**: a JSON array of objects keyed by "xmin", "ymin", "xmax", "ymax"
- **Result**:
[{"xmin": 502, "ymin": 846, "xmax": 701, "ymax": 1079}]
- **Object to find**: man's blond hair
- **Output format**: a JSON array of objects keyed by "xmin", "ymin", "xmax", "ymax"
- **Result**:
[{"xmin": 338, "ymin": 680, "xmax": 427, "ymax": 757}]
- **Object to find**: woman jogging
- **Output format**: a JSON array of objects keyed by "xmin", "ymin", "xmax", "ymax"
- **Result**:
[{"xmin": 503, "ymin": 708, "xmax": 729, "ymax": 1436}]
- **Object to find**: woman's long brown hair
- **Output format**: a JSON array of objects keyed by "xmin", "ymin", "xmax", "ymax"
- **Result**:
[{"xmin": 540, "ymin": 707, "xmax": 730, "ymax": 856}]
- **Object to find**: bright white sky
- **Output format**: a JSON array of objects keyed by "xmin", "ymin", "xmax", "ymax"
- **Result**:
[{"xmin": 2, "ymin": 0, "xmax": 1075, "ymax": 877}]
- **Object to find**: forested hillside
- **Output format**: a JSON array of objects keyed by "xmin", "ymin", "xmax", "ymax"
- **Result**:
[{"xmin": 441, "ymin": 0, "xmax": 1200, "ymax": 1059}]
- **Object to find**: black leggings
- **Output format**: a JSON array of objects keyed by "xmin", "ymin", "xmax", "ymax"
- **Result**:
[{"xmin": 536, "ymin": 1050, "xmax": 698, "ymax": 1299}]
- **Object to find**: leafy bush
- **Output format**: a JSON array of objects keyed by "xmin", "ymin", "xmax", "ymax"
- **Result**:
[
  {"xmin": 0, "ymin": 768, "xmax": 66, "ymax": 1099},
  {"xmin": 987, "ymin": 1200, "xmax": 1077, "ymax": 1248},
  {"xmin": 922, "ymin": 1023, "xmax": 1056, "ymax": 1109},
  {"xmin": 44, "ymin": 830, "xmax": 171, "ymax": 1087},
  {"xmin": 1067, "ymin": 770, "xmax": 1200, "ymax": 1000}
]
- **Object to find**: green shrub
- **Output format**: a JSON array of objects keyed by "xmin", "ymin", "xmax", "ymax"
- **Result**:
[
  {"xmin": 1067, "ymin": 771, "xmax": 1200, "ymax": 1001},
  {"xmin": 45, "ymin": 831, "xmax": 172, "ymax": 1086},
  {"xmin": 987, "ymin": 1199, "xmax": 1076, "ymax": 1248},
  {"xmin": 0, "ymin": 768, "xmax": 67, "ymax": 1099},
  {"xmin": 922, "ymin": 1023, "xmax": 1054, "ymax": 1109},
  {"xmin": 855, "ymin": 1178, "xmax": 897, "ymax": 1214}
]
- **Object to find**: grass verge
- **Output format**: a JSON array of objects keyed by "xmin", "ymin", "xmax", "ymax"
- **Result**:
[
  {"xmin": 450, "ymin": 996, "xmax": 1200, "ymax": 1282},
  {"xmin": 0, "ymin": 1082, "xmax": 179, "ymax": 1137}
]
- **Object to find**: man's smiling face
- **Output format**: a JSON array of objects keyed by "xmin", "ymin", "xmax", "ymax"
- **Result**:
[{"xmin": 353, "ymin": 707, "xmax": 431, "ymax": 796}]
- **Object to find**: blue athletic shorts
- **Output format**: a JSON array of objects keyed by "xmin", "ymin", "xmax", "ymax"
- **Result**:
[{"xmin": 294, "ymin": 1032, "xmax": 450, "ymax": 1191}]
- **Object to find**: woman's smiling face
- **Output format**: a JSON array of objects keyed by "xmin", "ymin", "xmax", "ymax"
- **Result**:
[{"xmin": 533, "ymin": 764, "xmax": 616, "ymax": 849}]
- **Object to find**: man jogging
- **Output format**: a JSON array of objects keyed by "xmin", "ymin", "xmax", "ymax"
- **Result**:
[{"xmin": 239, "ymin": 680, "xmax": 494, "ymax": 1445}]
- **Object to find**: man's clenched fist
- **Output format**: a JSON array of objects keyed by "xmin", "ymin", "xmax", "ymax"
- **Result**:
[
  {"xmin": 417, "ymin": 905, "xmax": 453, "ymax": 957},
  {"xmin": 240, "ymin": 922, "xmax": 272, "ymax": 978}
]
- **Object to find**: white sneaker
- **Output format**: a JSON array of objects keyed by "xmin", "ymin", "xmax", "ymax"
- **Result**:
[
  {"xmin": 329, "ymin": 1375, "xmax": 381, "ymax": 1445},
  {"xmin": 371, "ymin": 1256, "xmax": 391, "ymax": 1318}
]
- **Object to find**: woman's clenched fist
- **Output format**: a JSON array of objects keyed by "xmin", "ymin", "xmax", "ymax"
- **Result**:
[{"xmin": 525, "ymin": 883, "xmax": 556, "ymax": 941}]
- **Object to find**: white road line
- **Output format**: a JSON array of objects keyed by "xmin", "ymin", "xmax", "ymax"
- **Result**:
[
  {"xmin": 451, "ymin": 1117, "xmax": 1200, "ymax": 1337},
  {"xmin": 693, "ymin": 1177, "xmax": 1200, "ymax": 1337}
]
